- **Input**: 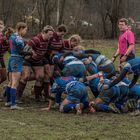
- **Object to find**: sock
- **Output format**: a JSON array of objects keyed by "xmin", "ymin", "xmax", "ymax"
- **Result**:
[
  {"xmin": 16, "ymin": 82, "xmax": 26, "ymax": 99},
  {"xmin": 5, "ymin": 86, "xmax": 11, "ymax": 103},
  {"xmin": 43, "ymin": 82, "xmax": 50, "ymax": 99},
  {"xmin": 63, "ymin": 104, "xmax": 76, "ymax": 113},
  {"xmin": 55, "ymin": 91, "xmax": 62, "ymax": 104},
  {"xmin": 83, "ymin": 102, "xmax": 89, "ymax": 109},
  {"xmin": 96, "ymin": 103, "xmax": 112, "ymax": 112},
  {"xmin": 115, "ymin": 103, "xmax": 123, "ymax": 110},
  {"xmin": 34, "ymin": 85, "xmax": 43, "ymax": 101},
  {"xmin": 10, "ymin": 88, "xmax": 16, "ymax": 106}
]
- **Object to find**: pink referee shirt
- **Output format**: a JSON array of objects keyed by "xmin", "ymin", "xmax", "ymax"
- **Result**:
[{"xmin": 118, "ymin": 30, "xmax": 135, "ymax": 55}]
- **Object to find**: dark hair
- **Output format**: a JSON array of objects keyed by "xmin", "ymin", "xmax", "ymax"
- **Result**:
[
  {"xmin": 118, "ymin": 18, "xmax": 128, "ymax": 25},
  {"xmin": 4, "ymin": 27, "xmax": 14, "ymax": 38},
  {"xmin": 42, "ymin": 25, "xmax": 54, "ymax": 33},
  {"xmin": 16, "ymin": 22, "xmax": 27, "ymax": 31},
  {"xmin": 57, "ymin": 24, "xmax": 67, "ymax": 33}
]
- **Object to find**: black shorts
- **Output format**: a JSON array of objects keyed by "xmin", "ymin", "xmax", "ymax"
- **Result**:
[
  {"xmin": 46, "ymin": 54, "xmax": 55, "ymax": 65},
  {"xmin": 43, "ymin": 57, "xmax": 49, "ymax": 65},
  {"xmin": 23, "ymin": 57, "xmax": 49, "ymax": 66},
  {"xmin": 23, "ymin": 58, "xmax": 44, "ymax": 67}
]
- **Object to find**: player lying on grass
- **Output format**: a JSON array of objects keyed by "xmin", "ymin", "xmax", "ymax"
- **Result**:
[
  {"xmin": 41, "ymin": 71, "xmax": 100, "ymax": 114},
  {"xmin": 89, "ymin": 77, "xmax": 140, "ymax": 113},
  {"xmin": 103, "ymin": 57, "xmax": 140, "ymax": 90}
]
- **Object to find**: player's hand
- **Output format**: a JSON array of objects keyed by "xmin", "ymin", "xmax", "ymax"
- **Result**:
[
  {"xmin": 111, "ymin": 57, "xmax": 116, "ymax": 63},
  {"xmin": 120, "ymin": 56, "xmax": 127, "ymax": 63}
]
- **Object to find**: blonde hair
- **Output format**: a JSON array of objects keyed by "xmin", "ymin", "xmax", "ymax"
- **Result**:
[
  {"xmin": 69, "ymin": 34, "xmax": 82, "ymax": 44},
  {"xmin": 73, "ymin": 45, "xmax": 85, "ymax": 51},
  {"xmin": 42, "ymin": 25, "xmax": 54, "ymax": 33}
]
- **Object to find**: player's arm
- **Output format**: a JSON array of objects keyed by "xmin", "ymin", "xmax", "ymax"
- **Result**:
[
  {"xmin": 129, "ymin": 74, "xmax": 139, "ymax": 88},
  {"xmin": 112, "ymin": 45, "xmax": 120, "ymax": 62},
  {"xmin": 79, "ymin": 73, "xmax": 99, "ymax": 82},
  {"xmin": 85, "ymin": 49, "xmax": 101, "ymax": 54},
  {"xmin": 109, "ymin": 69, "xmax": 128, "ymax": 88},
  {"xmin": 125, "ymin": 31, "xmax": 135, "ymax": 56},
  {"xmin": 41, "ymin": 96, "xmax": 55, "ymax": 111},
  {"xmin": 125, "ymin": 44, "xmax": 135, "ymax": 56},
  {"xmin": 20, "ymin": 44, "xmax": 33, "ymax": 56},
  {"xmin": 23, "ymin": 37, "xmax": 40, "ymax": 57}
]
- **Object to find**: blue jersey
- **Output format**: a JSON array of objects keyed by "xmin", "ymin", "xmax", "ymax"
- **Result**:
[
  {"xmin": 51, "ymin": 76, "xmax": 78, "ymax": 93},
  {"xmin": 52, "ymin": 53, "xmax": 78, "ymax": 66},
  {"xmin": 92, "ymin": 54, "xmax": 110, "ymax": 66},
  {"xmin": 72, "ymin": 49, "xmax": 100, "ymax": 58},
  {"xmin": 98, "ymin": 80, "xmax": 128, "ymax": 104},
  {"xmin": 124, "ymin": 57, "xmax": 140, "ymax": 74},
  {"xmin": 63, "ymin": 56, "xmax": 77, "ymax": 65},
  {"xmin": 109, "ymin": 58, "xmax": 140, "ymax": 88},
  {"xmin": 10, "ymin": 33, "xmax": 24, "ymax": 56},
  {"xmin": 85, "ymin": 61, "xmax": 98, "ymax": 75},
  {"xmin": 130, "ymin": 84, "xmax": 140, "ymax": 98},
  {"xmin": 62, "ymin": 60, "xmax": 86, "ymax": 78},
  {"xmin": 89, "ymin": 77, "xmax": 100, "ymax": 96}
]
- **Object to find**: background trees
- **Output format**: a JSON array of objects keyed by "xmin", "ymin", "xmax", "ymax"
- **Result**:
[{"xmin": 0, "ymin": 0, "xmax": 139, "ymax": 39}]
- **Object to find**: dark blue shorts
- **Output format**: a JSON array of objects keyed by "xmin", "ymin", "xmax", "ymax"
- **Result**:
[
  {"xmin": 66, "ymin": 82, "xmax": 88, "ymax": 103},
  {"xmin": 8, "ymin": 57, "xmax": 24, "ymax": 72}
]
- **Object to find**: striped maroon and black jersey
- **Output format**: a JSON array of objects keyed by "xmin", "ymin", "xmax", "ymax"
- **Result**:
[
  {"xmin": 28, "ymin": 34, "xmax": 49, "ymax": 61},
  {"xmin": 63, "ymin": 39, "xmax": 73, "ymax": 51},
  {"xmin": 0, "ymin": 33, "xmax": 9, "ymax": 59},
  {"xmin": 48, "ymin": 32, "xmax": 64, "ymax": 53}
]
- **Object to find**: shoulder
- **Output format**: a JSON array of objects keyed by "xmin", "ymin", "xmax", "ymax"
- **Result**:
[
  {"xmin": 126, "ymin": 30, "xmax": 134, "ymax": 36},
  {"xmin": 64, "ymin": 39, "xmax": 69, "ymax": 45},
  {"xmin": 124, "ymin": 62, "xmax": 131, "ymax": 71},
  {"xmin": 28, "ymin": 34, "xmax": 41, "ymax": 46},
  {"xmin": 14, "ymin": 33, "xmax": 23, "ymax": 44},
  {"xmin": 32, "ymin": 34, "xmax": 41, "ymax": 42}
]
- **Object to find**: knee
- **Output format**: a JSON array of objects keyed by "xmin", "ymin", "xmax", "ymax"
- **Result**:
[
  {"xmin": 21, "ymin": 72, "xmax": 30, "ymax": 81},
  {"xmin": 11, "ymin": 82, "xmax": 18, "ymax": 89},
  {"xmin": 95, "ymin": 98, "xmax": 103, "ymax": 104},
  {"xmin": 35, "ymin": 74, "xmax": 44, "ymax": 82},
  {"xmin": 22, "ymin": 75, "xmax": 30, "ymax": 82},
  {"xmin": 44, "ymin": 74, "xmax": 50, "ymax": 81}
]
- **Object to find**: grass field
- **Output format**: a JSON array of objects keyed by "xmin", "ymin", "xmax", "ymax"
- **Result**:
[{"xmin": 0, "ymin": 40, "xmax": 140, "ymax": 140}]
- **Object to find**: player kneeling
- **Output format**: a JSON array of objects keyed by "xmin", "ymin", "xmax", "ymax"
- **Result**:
[{"xmin": 59, "ymin": 81, "xmax": 89, "ymax": 114}]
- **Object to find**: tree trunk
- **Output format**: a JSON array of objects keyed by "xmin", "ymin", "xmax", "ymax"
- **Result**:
[{"xmin": 58, "ymin": 0, "xmax": 66, "ymax": 25}]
